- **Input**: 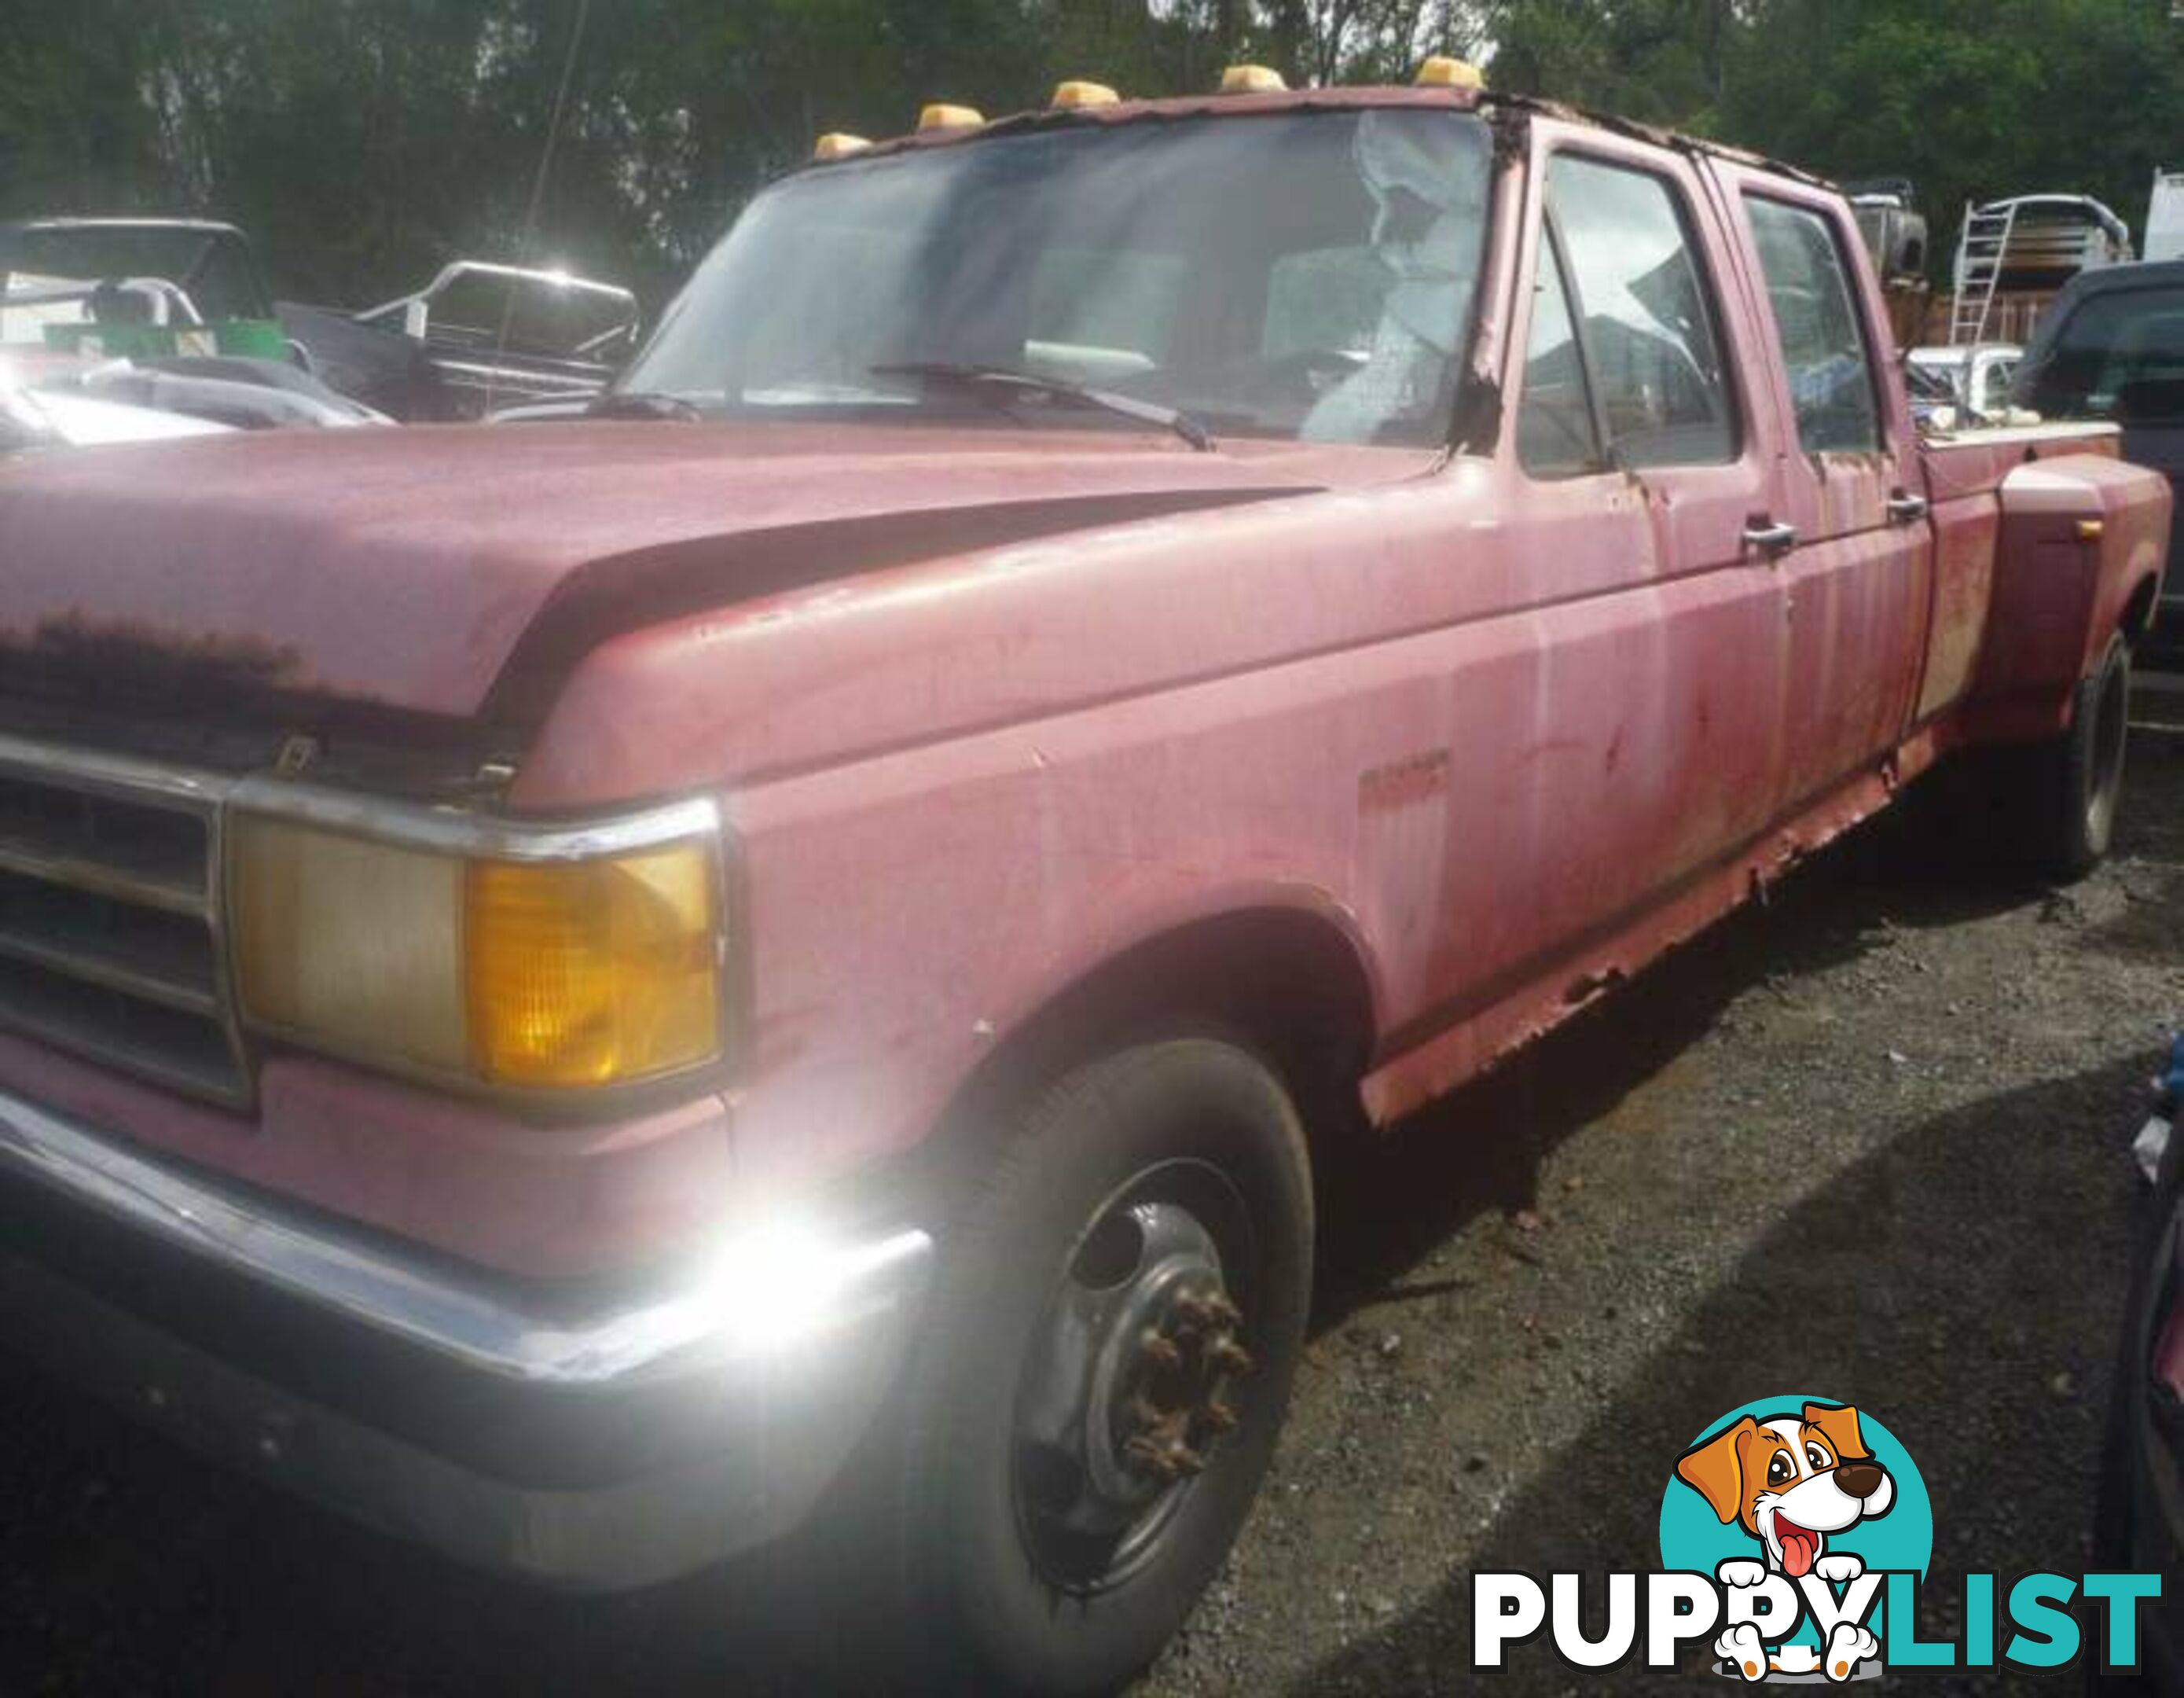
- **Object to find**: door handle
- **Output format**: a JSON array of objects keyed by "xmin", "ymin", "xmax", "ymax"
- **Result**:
[
  {"xmin": 1742, "ymin": 518, "xmax": 1799, "ymax": 558},
  {"xmin": 1886, "ymin": 491, "xmax": 1930, "ymax": 524}
]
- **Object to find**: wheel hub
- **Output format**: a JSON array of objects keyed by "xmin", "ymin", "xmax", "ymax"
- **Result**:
[
  {"xmin": 1013, "ymin": 1195, "xmax": 1255, "ymax": 1586},
  {"xmin": 1119, "ymin": 1287, "xmax": 1252, "ymax": 1486}
]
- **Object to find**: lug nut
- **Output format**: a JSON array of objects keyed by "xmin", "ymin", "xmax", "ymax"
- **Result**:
[
  {"xmin": 1125, "ymin": 1434, "xmax": 1181, "ymax": 1481},
  {"xmin": 1140, "ymin": 1332, "xmax": 1184, "ymax": 1371},
  {"xmin": 1207, "ymin": 1335, "xmax": 1255, "ymax": 1378},
  {"xmin": 1202, "ymin": 1398, "xmax": 1241, "ymax": 1434}
]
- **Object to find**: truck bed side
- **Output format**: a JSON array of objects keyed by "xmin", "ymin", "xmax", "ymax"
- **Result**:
[{"xmin": 1918, "ymin": 425, "xmax": 2167, "ymax": 731}]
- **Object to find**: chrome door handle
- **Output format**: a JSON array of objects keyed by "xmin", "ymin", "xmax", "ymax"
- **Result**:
[
  {"xmin": 1743, "ymin": 519, "xmax": 1799, "ymax": 558},
  {"xmin": 1886, "ymin": 491, "xmax": 1930, "ymax": 524}
]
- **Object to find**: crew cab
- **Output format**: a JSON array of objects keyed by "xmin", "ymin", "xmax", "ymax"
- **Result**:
[{"xmin": 0, "ymin": 63, "xmax": 2167, "ymax": 1693}]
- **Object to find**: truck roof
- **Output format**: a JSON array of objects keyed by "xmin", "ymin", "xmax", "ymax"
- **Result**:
[{"xmin": 798, "ymin": 82, "xmax": 1833, "ymax": 194}]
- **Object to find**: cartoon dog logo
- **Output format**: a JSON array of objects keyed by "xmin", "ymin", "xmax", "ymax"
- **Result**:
[{"xmin": 1675, "ymin": 1402, "xmax": 1893, "ymax": 1682}]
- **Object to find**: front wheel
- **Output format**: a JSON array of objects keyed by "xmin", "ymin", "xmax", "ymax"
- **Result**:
[{"xmin": 886, "ymin": 1038, "xmax": 1314, "ymax": 1694}]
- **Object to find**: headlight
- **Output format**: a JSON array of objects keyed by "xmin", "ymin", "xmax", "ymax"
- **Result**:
[{"xmin": 230, "ymin": 810, "xmax": 722, "ymax": 1090}]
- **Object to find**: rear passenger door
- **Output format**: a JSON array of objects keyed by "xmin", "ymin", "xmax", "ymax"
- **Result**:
[{"xmin": 1714, "ymin": 170, "xmax": 1934, "ymax": 803}]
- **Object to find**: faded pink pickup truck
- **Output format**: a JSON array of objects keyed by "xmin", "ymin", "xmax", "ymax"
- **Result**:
[{"xmin": 0, "ymin": 68, "xmax": 2168, "ymax": 1692}]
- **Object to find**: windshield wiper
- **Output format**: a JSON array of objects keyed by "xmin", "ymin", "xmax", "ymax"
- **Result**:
[
  {"xmin": 585, "ymin": 390, "xmax": 706, "ymax": 421},
  {"xmin": 870, "ymin": 361, "xmax": 1213, "ymax": 452}
]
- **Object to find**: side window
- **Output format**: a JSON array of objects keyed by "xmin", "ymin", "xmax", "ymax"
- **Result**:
[
  {"xmin": 1744, "ymin": 197, "xmax": 1883, "ymax": 453},
  {"xmin": 1518, "ymin": 237, "xmax": 1602, "ymax": 477},
  {"xmin": 1544, "ymin": 153, "xmax": 1738, "ymax": 467}
]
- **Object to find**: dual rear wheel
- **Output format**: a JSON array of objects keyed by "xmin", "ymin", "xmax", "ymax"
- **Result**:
[{"xmin": 2024, "ymin": 630, "xmax": 2134, "ymax": 880}]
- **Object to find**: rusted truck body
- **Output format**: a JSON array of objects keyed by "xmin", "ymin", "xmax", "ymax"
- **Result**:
[{"xmin": 0, "ymin": 71, "xmax": 2168, "ymax": 1692}]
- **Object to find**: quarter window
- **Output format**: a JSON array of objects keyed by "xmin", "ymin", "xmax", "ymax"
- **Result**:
[
  {"xmin": 1744, "ymin": 197, "xmax": 1884, "ymax": 453},
  {"xmin": 1518, "ymin": 237, "xmax": 1602, "ymax": 477},
  {"xmin": 1540, "ymin": 153, "xmax": 1738, "ymax": 468}
]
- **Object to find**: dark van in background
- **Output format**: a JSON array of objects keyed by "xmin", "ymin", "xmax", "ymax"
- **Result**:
[{"xmin": 2016, "ymin": 261, "xmax": 2184, "ymax": 659}]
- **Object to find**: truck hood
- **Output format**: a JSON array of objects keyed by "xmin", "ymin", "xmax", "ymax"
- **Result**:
[{"xmin": 0, "ymin": 421, "xmax": 1421, "ymax": 722}]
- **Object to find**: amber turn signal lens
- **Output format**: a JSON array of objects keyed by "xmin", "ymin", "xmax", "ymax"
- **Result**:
[{"xmin": 465, "ymin": 847, "xmax": 720, "ymax": 1088}]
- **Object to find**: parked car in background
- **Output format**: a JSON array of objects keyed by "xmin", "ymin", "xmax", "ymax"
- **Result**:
[
  {"xmin": 1960, "ymin": 194, "xmax": 2134, "ymax": 293},
  {"xmin": 1948, "ymin": 194, "xmax": 2135, "ymax": 351},
  {"xmin": 1, "ymin": 216, "xmax": 638, "ymax": 423},
  {"xmin": 279, "ymin": 260, "xmax": 641, "ymax": 420},
  {"xmin": 1847, "ymin": 178, "xmax": 1929, "ymax": 279},
  {"xmin": 0, "ymin": 217, "xmax": 292, "ymax": 359},
  {"xmin": 1908, "ymin": 341, "xmax": 2023, "ymax": 429},
  {"xmin": 1846, "ymin": 178, "xmax": 1933, "ymax": 351},
  {"xmin": 2014, "ymin": 261, "xmax": 2184, "ymax": 659},
  {"xmin": 1, "ymin": 219, "xmax": 384, "ymax": 439},
  {"xmin": 0, "ymin": 65, "xmax": 2167, "ymax": 1692},
  {"xmin": 0, "ymin": 364, "xmax": 233, "ymax": 454}
]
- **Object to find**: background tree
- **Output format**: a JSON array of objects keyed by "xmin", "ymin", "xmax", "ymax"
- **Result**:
[{"xmin": 0, "ymin": 0, "xmax": 2176, "ymax": 309}]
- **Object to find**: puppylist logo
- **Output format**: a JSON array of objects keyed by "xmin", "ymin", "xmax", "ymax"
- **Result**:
[{"xmin": 1474, "ymin": 1397, "xmax": 2163, "ymax": 1682}]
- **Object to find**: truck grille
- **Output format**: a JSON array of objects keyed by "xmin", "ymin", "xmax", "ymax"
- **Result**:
[{"xmin": 0, "ymin": 740, "xmax": 245, "ymax": 1107}]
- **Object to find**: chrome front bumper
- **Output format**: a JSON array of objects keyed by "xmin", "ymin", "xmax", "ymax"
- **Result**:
[{"xmin": 0, "ymin": 1086, "xmax": 932, "ymax": 1590}]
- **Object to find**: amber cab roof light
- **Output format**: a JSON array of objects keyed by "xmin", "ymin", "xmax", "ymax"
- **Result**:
[
  {"xmin": 1415, "ymin": 55, "xmax": 1485, "ymax": 90},
  {"xmin": 1051, "ymin": 79, "xmax": 1121, "ymax": 110},
  {"xmin": 812, "ymin": 133, "xmax": 872, "ymax": 160},
  {"xmin": 918, "ymin": 102, "xmax": 986, "ymax": 132},
  {"xmin": 1218, "ymin": 64, "xmax": 1287, "ymax": 94}
]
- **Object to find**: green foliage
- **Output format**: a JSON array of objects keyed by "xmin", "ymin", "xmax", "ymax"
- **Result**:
[
  {"xmin": 1718, "ymin": 0, "xmax": 2183, "ymax": 260},
  {"xmin": 0, "ymin": 0, "xmax": 2174, "ymax": 307}
]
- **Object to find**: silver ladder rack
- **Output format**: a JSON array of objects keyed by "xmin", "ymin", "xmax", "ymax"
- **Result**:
[{"xmin": 1951, "ymin": 201, "xmax": 2018, "ymax": 346}]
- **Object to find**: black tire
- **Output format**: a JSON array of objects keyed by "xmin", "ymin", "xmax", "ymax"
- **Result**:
[
  {"xmin": 885, "ymin": 1038, "xmax": 1313, "ymax": 1695},
  {"xmin": 2015, "ymin": 631, "xmax": 2132, "ymax": 882}
]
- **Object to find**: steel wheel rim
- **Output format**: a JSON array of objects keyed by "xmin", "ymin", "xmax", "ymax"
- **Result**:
[{"xmin": 1010, "ymin": 1156, "xmax": 1260, "ymax": 1593}]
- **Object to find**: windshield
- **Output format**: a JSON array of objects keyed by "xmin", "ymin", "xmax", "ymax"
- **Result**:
[
  {"xmin": 622, "ymin": 109, "xmax": 1493, "ymax": 447},
  {"xmin": 2019, "ymin": 285, "xmax": 2184, "ymax": 427}
]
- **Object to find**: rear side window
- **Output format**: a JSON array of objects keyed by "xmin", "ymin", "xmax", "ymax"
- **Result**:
[
  {"xmin": 2024, "ymin": 287, "xmax": 2184, "ymax": 426},
  {"xmin": 1541, "ymin": 153, "xmax": 1738, "ymax": 468},
  {"xmin": 1744, "ymin": 197, "xmax": 1883, "ymax": 453}
]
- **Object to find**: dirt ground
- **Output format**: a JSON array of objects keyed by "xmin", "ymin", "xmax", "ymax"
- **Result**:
[{"xmin": 1, "ymin": 694, "xmax": 2180, "ymax": 1696}]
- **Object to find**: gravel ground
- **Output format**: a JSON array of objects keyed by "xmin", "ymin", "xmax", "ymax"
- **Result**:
[{"xmin": 1, "ymin": 697, "xmax": 2180, "ymax": 1696}]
